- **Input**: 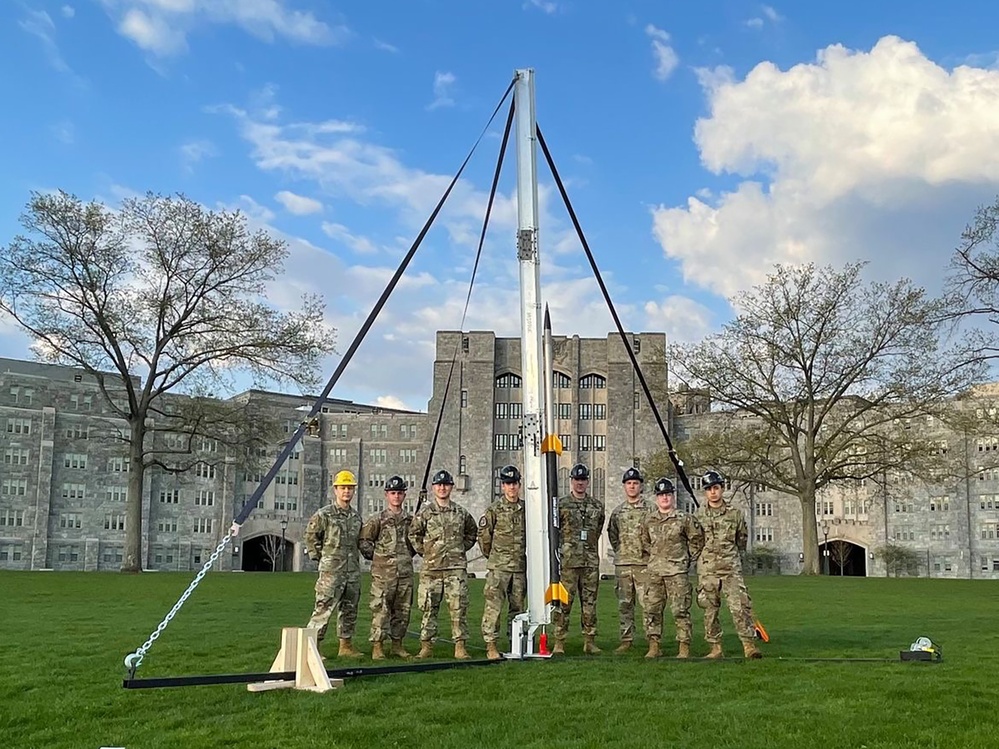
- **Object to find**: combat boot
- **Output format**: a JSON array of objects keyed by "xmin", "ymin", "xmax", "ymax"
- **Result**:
[
  {"xmin": 614, "ymin": 639, "xmax": 632, "ymax": 655},
  {"xmin": 742, "ymin": 639, "xmax": 763, "ymax": 659},
  {"xmin": 454, "ymin": 640, "xmax": 471, "ymax": 660},
  {"xmin": 415, "ymin": 640, "xmax": 434, "ymax": 659},
  {"xmin": 644, "ymin": 637, "xmax": 661, "ymax": 659},
  {"xmin": 337, "ymin": 638, "xmax": 363, "ymax": 658},
  {"xmin": 390, "ymin": 639, "xmax": 411, "ymax": 659},
  {"xmin": 705, "ymin": 642, "xmax": 724, "ymax": 659},
  {"xmin": 485, "ymin": 642, "xmax": 502, "ymax": 661},
  {"xmin": 676, "ymin": 642, "xmax": 690, "ymax": 659},
  {"xmin": 371, "ymin": 640, "xmax": 386, "ymax": 660},
  {"xmin": 552, "ymin": 638, "xmax": 565, "ymax": 655},
  {"xmin": 583, "ymin": 635, "xmax": 602, "ymax": 655}
]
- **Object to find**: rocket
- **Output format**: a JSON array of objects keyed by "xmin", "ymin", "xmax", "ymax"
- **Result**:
[{"xmin": 541, "ymin": 305, "xmax": 569, "ymax": 607}]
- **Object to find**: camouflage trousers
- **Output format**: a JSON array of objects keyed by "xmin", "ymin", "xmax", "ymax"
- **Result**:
[
  {"xmin": 697, "ymin": 573, "xmax": 755, "ymax": 643},
  {"xmin": 369, "ymin": 575, "xmax": 414, "ymax": 643},
  {"xmin": 552, "ymin": 566, "xmax": 600, "ymax": 639},
  {"xmin": 417, "ymin": 570, "xmax": 469, "ymax": 643},
  {"xmin": 643, "ymin": 573, "xmax": 693, "ymax": 642},
  {"xmin": 306, "ymin": 570, "xmax": 360, "ymax": 642},
  {"xmin": 481, "ymin": 569, "xmax": 526, "ymax": 644},
  {"xmin": 615, "ymin": 565, "xmax": 647, "ymax": 642}
]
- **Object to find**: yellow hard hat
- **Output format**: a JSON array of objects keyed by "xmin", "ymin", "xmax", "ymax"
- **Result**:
[{"xmin": 332, "ymin": 470, "xmax": 357, "ymax": 487}]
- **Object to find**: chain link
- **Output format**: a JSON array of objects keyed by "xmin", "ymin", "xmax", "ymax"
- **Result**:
[{"xmin": 124, "ymin": 529, "xmax": 236, "ymax": 676}]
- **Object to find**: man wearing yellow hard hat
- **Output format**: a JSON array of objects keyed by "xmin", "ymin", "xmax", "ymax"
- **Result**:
[{"xmin": 304, "ymin": 469, "xmax": 364, "ymax": 658}]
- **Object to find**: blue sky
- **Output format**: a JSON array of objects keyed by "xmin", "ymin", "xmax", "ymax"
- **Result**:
[{"xmin": 3, "ymin": 1, "xmax": 999, "ymax": 411}]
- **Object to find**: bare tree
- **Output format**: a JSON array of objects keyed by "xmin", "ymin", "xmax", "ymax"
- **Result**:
[
  {"xmin": 947, "ymin": 195, "xmax": 999, "ymax": 363},
  {"xmin": 668, "ymin": 262, "xmax": 980, "ymax": 574},
  {"xmin": 261, "ymin": 534, "xmax": 282, "ymax": 571},
  {"xmin": 828, "ymin": 540, "xmax": 852, "ymax": 576},
  {"xmin": 0, "ymin": 191, "xmax": 335, "ymax": 572}
]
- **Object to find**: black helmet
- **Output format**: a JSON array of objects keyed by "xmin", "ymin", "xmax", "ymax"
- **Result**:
[
  {"xmin": 622, "ymin": 467, "xmax": 644, "ymax": 483},
  {"xmin": 654, "ymin": 477, "xmax": 675, "ymax": 495},
  {"xmin": 431, "ymin": 469, "xmax": 454, "ymax": 486},
  {"xmin": 570, "ymin": 463, "xmax": 590, "ymax": 480},
  {"xmin": 499, "ymin": 465, "xmax": 521, "ymax": 483},
  {"xmin": 702, "ymin": 470, "xmax": 725, "ymax": 489},
  {"xmin": 385, "ymin": 475, "xmax": 407, "ymax": 492}
]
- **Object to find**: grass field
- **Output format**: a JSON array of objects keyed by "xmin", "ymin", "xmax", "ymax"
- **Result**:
[{"xmin": 1, "ymin": 571, "xmax": 998, "ymax": 749}]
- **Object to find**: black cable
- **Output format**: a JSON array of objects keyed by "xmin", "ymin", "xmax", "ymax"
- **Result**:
[
  {"xmin": 535, "ymin": 125, "xmax": 699, "ymax": 508},
  {"xmin": 232, "ymin": 77, "xmax": 518, "ymax": 526},
  {"xmin": 415, "ymin": 97, "xmax": 517, "ymax": 516}
]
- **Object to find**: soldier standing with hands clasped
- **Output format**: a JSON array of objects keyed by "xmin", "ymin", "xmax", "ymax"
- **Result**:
[
  {"xmin": 478, "ymin": 465, "xmax": 527, "ymax": 661},
  {"xmin": 607, "ymin": 466, "xmax": 653, "ymax": 654}
]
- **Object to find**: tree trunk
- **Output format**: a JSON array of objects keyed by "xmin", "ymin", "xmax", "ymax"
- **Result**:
[
  {"xmin": 122, "ymin": 418, "xmax": 147, "ymax": 573},
  {"xmin": 799, "ymin": 484, "xmax": 820, "ymax": 575}
]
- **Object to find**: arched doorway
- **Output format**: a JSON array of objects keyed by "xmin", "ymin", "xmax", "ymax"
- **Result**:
[
  {"xmin": 820, "ymin": 540, "xmax": 867, "ymax": 576},
  {"xmin": 241, "ymin": 534, "xmax": 292, "ymax": 572}
]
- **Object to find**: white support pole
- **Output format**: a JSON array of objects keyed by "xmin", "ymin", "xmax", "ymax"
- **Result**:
[{"xmin": 513, "ymin": 68, "xmax": 551, "ymax": 647}]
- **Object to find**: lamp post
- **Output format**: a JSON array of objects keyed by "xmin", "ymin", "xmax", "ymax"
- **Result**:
[
  {"xmin": 821, "ymin": 522, "xmax": 830, "ymax": 576},
  {"xmin": 279, "ymin": 518, "xmax": 288, "ymax": 572}
]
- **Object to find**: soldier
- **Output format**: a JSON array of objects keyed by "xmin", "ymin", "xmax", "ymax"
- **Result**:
[
  {"xmin": 359, "ymin": 475, "xmax": 415, "ymax": 660},
  {"xmin": 303, "ymin": 469, "xmax": 363, "ymax": 658},
  {"xmin": 607, "ymin": 466, "xmax": 653, "ymax": 654},
  {"xmin": 696, "ymin": 470, "xmax": 762, "ymax": 659},
  {"xmin": 407, "ymin": 469, "xmax": 478, "ymax": 659},
  {"xmin": 478, "ymin": 464, "xmax": 527, "ymax": 661},
  {"xmin": 552, "ymin": 462, "xmax": 605, "ymax": 655},
  {"xmin": 640, "ymin": 477, "xmax": 705, "ymax": 659}
]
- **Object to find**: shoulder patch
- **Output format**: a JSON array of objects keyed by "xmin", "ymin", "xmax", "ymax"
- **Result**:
[{"xmin": 478, "ymin": 515, "xmax": 488, "ymax": 527}]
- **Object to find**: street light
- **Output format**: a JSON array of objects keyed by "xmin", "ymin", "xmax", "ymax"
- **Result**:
[
  {"xmin": 821, "ymin": 521, "xmax": 830, "ymax": 575},
  {"xmin": 279, "ymin": 518, "xmax": 288, "ymax": 572}
]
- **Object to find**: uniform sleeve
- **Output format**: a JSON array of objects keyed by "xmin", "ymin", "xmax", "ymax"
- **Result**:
[
  {"xmin": 408, "ymin": 511, "xmax": 426, "ymax": 557},
  {"xmin": 478, "ymin": 508, "xmax": 495, "ymax": 558},
  {"xmin": 735, "ymin": 511, "xmax": 749, "ymax": 553},
  {"xmin": 303, "ymin": 512, "xmax": 324, "ymax": 561},
  {"xmin": 358, "ymin": 515, "xmax": 380, "ymax": 561},
  {"xmin": 639, "ymin": 517, "xmax": 651, "ymax": 558},
  {"xmin": 607, "ymin": 507, "xmax": 620, "ymax": 553},
  {"xmin": 596, "ymin": 502, "xmax": 606, "ymax": 536},
  {"xmin": 687, "ymin": 515, "xmax": 705, "ymax": 561},
  {"xmin": 462, "ymin": 510, "xmax": 478, "ymax": 552}
]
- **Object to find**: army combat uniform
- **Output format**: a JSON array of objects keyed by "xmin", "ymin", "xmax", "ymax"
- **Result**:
[
  {"xmin": 478, "ymin": 497, "xmax": 527, "ymax": 651},
  {"xmin": 607, "ymin": 498, "xmax": 653, "ymax": 649},
  {"xmin": 408, "ymin": 500, "xmax": 478, "ymax": 653},
  {"xmin": 304, "ymin": 503, "xmax": 362, "ymax": 646},
  {"xmin": 552, "ymin": 493, "xmax": 605, "ymax": 652},
  {"xmin": 697, "ymin": 502, "xmax": 757, "ymax": 654},
  {"xmin": 359, "ymin": 506, "xmax": 415, "ymax": 657},
  {"xmin": 641, "ymin": 508, "xmax": 704, "ymax": 657}
]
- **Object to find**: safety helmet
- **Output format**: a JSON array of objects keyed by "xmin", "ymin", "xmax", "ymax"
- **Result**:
[
  {"xmin": 654, "ymin": 477, "xmax": 675, "ymax": 495},
  {"xmin": 499, "ymin": 465, "xmax": 521, "ymax": 483},
  {"xmin": 702, "ymin": 470, "xmax": 726, "ymax": 489},
  {"xmin": 385, "ymin": 475, "xmax": 407, "ymax": 492},
  {"xmin": 622, "ymin": 467, "xmax": 644, "ymax": 483},
  {"xmin": 570, "ymin": 463, "xmax": 590, "ymax": 480},
  {"xmin": 431, "ymin": 469, "xmax": 454, "ymax": 486},
  {"xmin": 332, "ymin": 469, "xmax": 358, "ymax": 487}
]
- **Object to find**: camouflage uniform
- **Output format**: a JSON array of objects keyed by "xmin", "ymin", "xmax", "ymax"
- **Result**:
[
  {"xmin": 697, "ymin": 503, "xmax": 755, "ymax": 643},
  {"xmin": 607, "ymin": 499, "xmax": 653, "ymax": 642},
  {"xmin": 478, "ymin": 498, "xmax": 527, "ymax": 645},
  {"xmin": 304, "ymin": 503, "xmax": 362, "ymax": 642},
  {"xmin": 408, "ymin": 500, "xmax": 478, "ymax": 642},
  {"xmin": 359, "ymin": 507, "xmax": 415, "ymax": 644},
  {"xmin": 552, "ymin": 493, "xmax": 605, "ymax": 640},
  {"xmin": 641, "ymin": 509, "xmax": 705, "ymax": 643}
]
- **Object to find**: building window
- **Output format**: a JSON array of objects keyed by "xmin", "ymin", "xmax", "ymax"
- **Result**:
[
  {"xmin": 106, "ymin": 487, "xmax": 127, "ymax": 502},
  {"xmin": 460, "ymin": 390, "xmax": 468, "ymax": 408},
  {"xmin": 756, "ymin": 502, "xmax": 773, "ymax": 517},
  {"xmin": 195, "ymin": 462, "xmax": 217, "ymax": 479},
  {"xmin": 57, "ymin": 545, "xmax": 80, "ymax": 563},
  {"xmin": 157, "ymin": 519, "xmax": 178, "ymax": 532},
  {"xmin": 459, "ymin": 454, "xmax": 467, "ymax": 474},
  {"xmin": 495, "ymin": 403, "xmax": 509, "ymax": 420},
  {"xmin": 330, "ymin": 448, "xmax": 348, "ymax": 463},
  {"xmin": 65, "ymin": 424, "xmax": 89, "ymax": 439},
  {"xmin": 400, "ymin": 449, "xmax": 417, "ymax": 464},
  {"xmin": 61, "ymin": 483, "xmax": 86, "ymax": 500},
  {"xmin": 593, "ymin": 435, "xmax": 606, "ymax": 452},
  {"xmin": 557, "ymin": 403, "xmax": 572, "ymax": 420},
  {"xmin": 634, "ymin": 392, "xmax": 641, "ymax": 410},
  {"xmin": 107, "ymin": 456, "xmax": 130, "ymax": 473},
  {"xmin": 462, "ymin": 335, "xmax": 469, "ymax": 353},
  {"xmin": 369, "ymin": 448, "xmax": 387, "ymax": 464},
  {"xmin": 70, "ymin": 393, "xmax": 93, "ymax": 411},
  {"xmin": 60, "ymin": 513, "xmax": 83, "ymax": 529},
  {"xmin": 633, "ymin": 336, "xmax": 641, "ymax": 353},
  {"xmin": 578, "ymin": 435, "xmax": 591, "ymax": 452},
  {"xmin": 0, "ymin": 510, "xmax": 25, "ymax": 527},
  {"xmin": 6, "ymin": 418, "xmax": 31, "ymax": 435},
  {"xmin": 0, "ymin": 544, "xmax": 23, "ymax": 562},
  {"xmin": 194, "ymin": 518, "xmax": 214, "ymax": 534},
  {"xmin": 553, "ymin": 372, "xmax": 572, "ymax": 389},
  {"xmin": 195, "ymin": 490, "xmax": 215, "ymax": 506},
  {"xmin": 578, "ymin": 404, "xmax": 592, "ymax": 420},
  {"xmin": 496, "ymin": 373, "xmax": 522, "ymax": 389},
  {"xmin": 593, "ymin": 404, "xmax": 606, "ymax": 420},
  {"xmin": 579, "ymin": 374, "xmax": 606, "ymax": 389},
  {"xmin": 159, "ymin": 489, "xmax": 180, "ymax": 504},
  {"xmin": 340, "ymin": 424, "xmax": 348, "ymax": 438},
  {"xmin": 559, "ymin": 434, "xmax": 571, "ymax": 450},
  {"xmin": 367, "ymin": 474, "xmax": 386, "ymax": 488},
  {"xmin": 104, "ymin": 514, "xmax": 126, "ymax": 531},
  {"xmin": 3, "ymin": 448, "xmax": 30, "ymax": 465},
  {"xmin": 755, "ymin": 527, "xmax": 774, "ymax": 543}
]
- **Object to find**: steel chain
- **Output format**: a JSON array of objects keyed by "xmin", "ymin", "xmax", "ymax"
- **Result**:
[{"xmin": 124, "ymin": 529, "xmax": 235, "ymax": 675}]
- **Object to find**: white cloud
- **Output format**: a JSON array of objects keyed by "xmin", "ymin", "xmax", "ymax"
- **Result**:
[
  {"xmin": 375, "ymin": 395, "xmax": 410, "ymax": 410},
  {"xmin": 50, "ymin": 121, "xmax": 75, "ymax": 144},
  {"xmin": 428, "ymin": 71, "xmax": 457, "ymax": 111},
  {"xmin": 645, "ymin": 24, "xmax": 679, "ymax": 82},
  {"xmin": 373, "ymin": 38, "xmax": 399, "ymax": 54},
  {"xmin": 652, "ymin": 36, "xmax": 999, "ymax": 298},
  {"xmin": 321, "ymin": 222, "xmax": 379, "ymax": 254},
  {"xmin": 99, "ymin": 0, "xmax": 348, "ymax": 57},
  {"xmin": 745, "ymin": 17, "xmax": 764, "ymax": 30},
  {"xmin": 61, "ymin": 5, "xmax": 75, "ymax": 18},
  {"xmin": 746, "ymin": 5, "xmax": 782, "ymax": 30},
  {"xmin": 762, "ymin": 5, "xmax": 782, "ymax": 22},
  {"xmin": 179, "ymin": 139, "xmax": 217, "ymax": 172},
  {"xmin": 524, "ymin": 0, "xmax": 558, "ymax": 13},
  {"xmin": 643, "ymin": 295, "xmax": 715, "ymax": 344},
  {"xmin": 19, "ymin": 8, "xmax": 81, "ymax": 81},
  {"xmin": 275, "ymin": 190, "xmax": 323, "ymax": 215}
]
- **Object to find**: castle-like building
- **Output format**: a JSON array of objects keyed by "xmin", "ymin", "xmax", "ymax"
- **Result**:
[{"xmin": 2, "ymin": 332, "xmax": 998, "ymax": 579}]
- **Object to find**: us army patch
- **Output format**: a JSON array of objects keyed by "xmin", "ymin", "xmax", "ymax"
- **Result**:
[{"xmin": 478, "ymin": 516, "xmax": 488, "ymax": 527}]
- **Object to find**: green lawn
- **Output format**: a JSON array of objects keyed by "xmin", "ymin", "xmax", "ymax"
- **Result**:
[{"xmin": 1, "ymin": 571, "xmax": 997, "ymax": 749}]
